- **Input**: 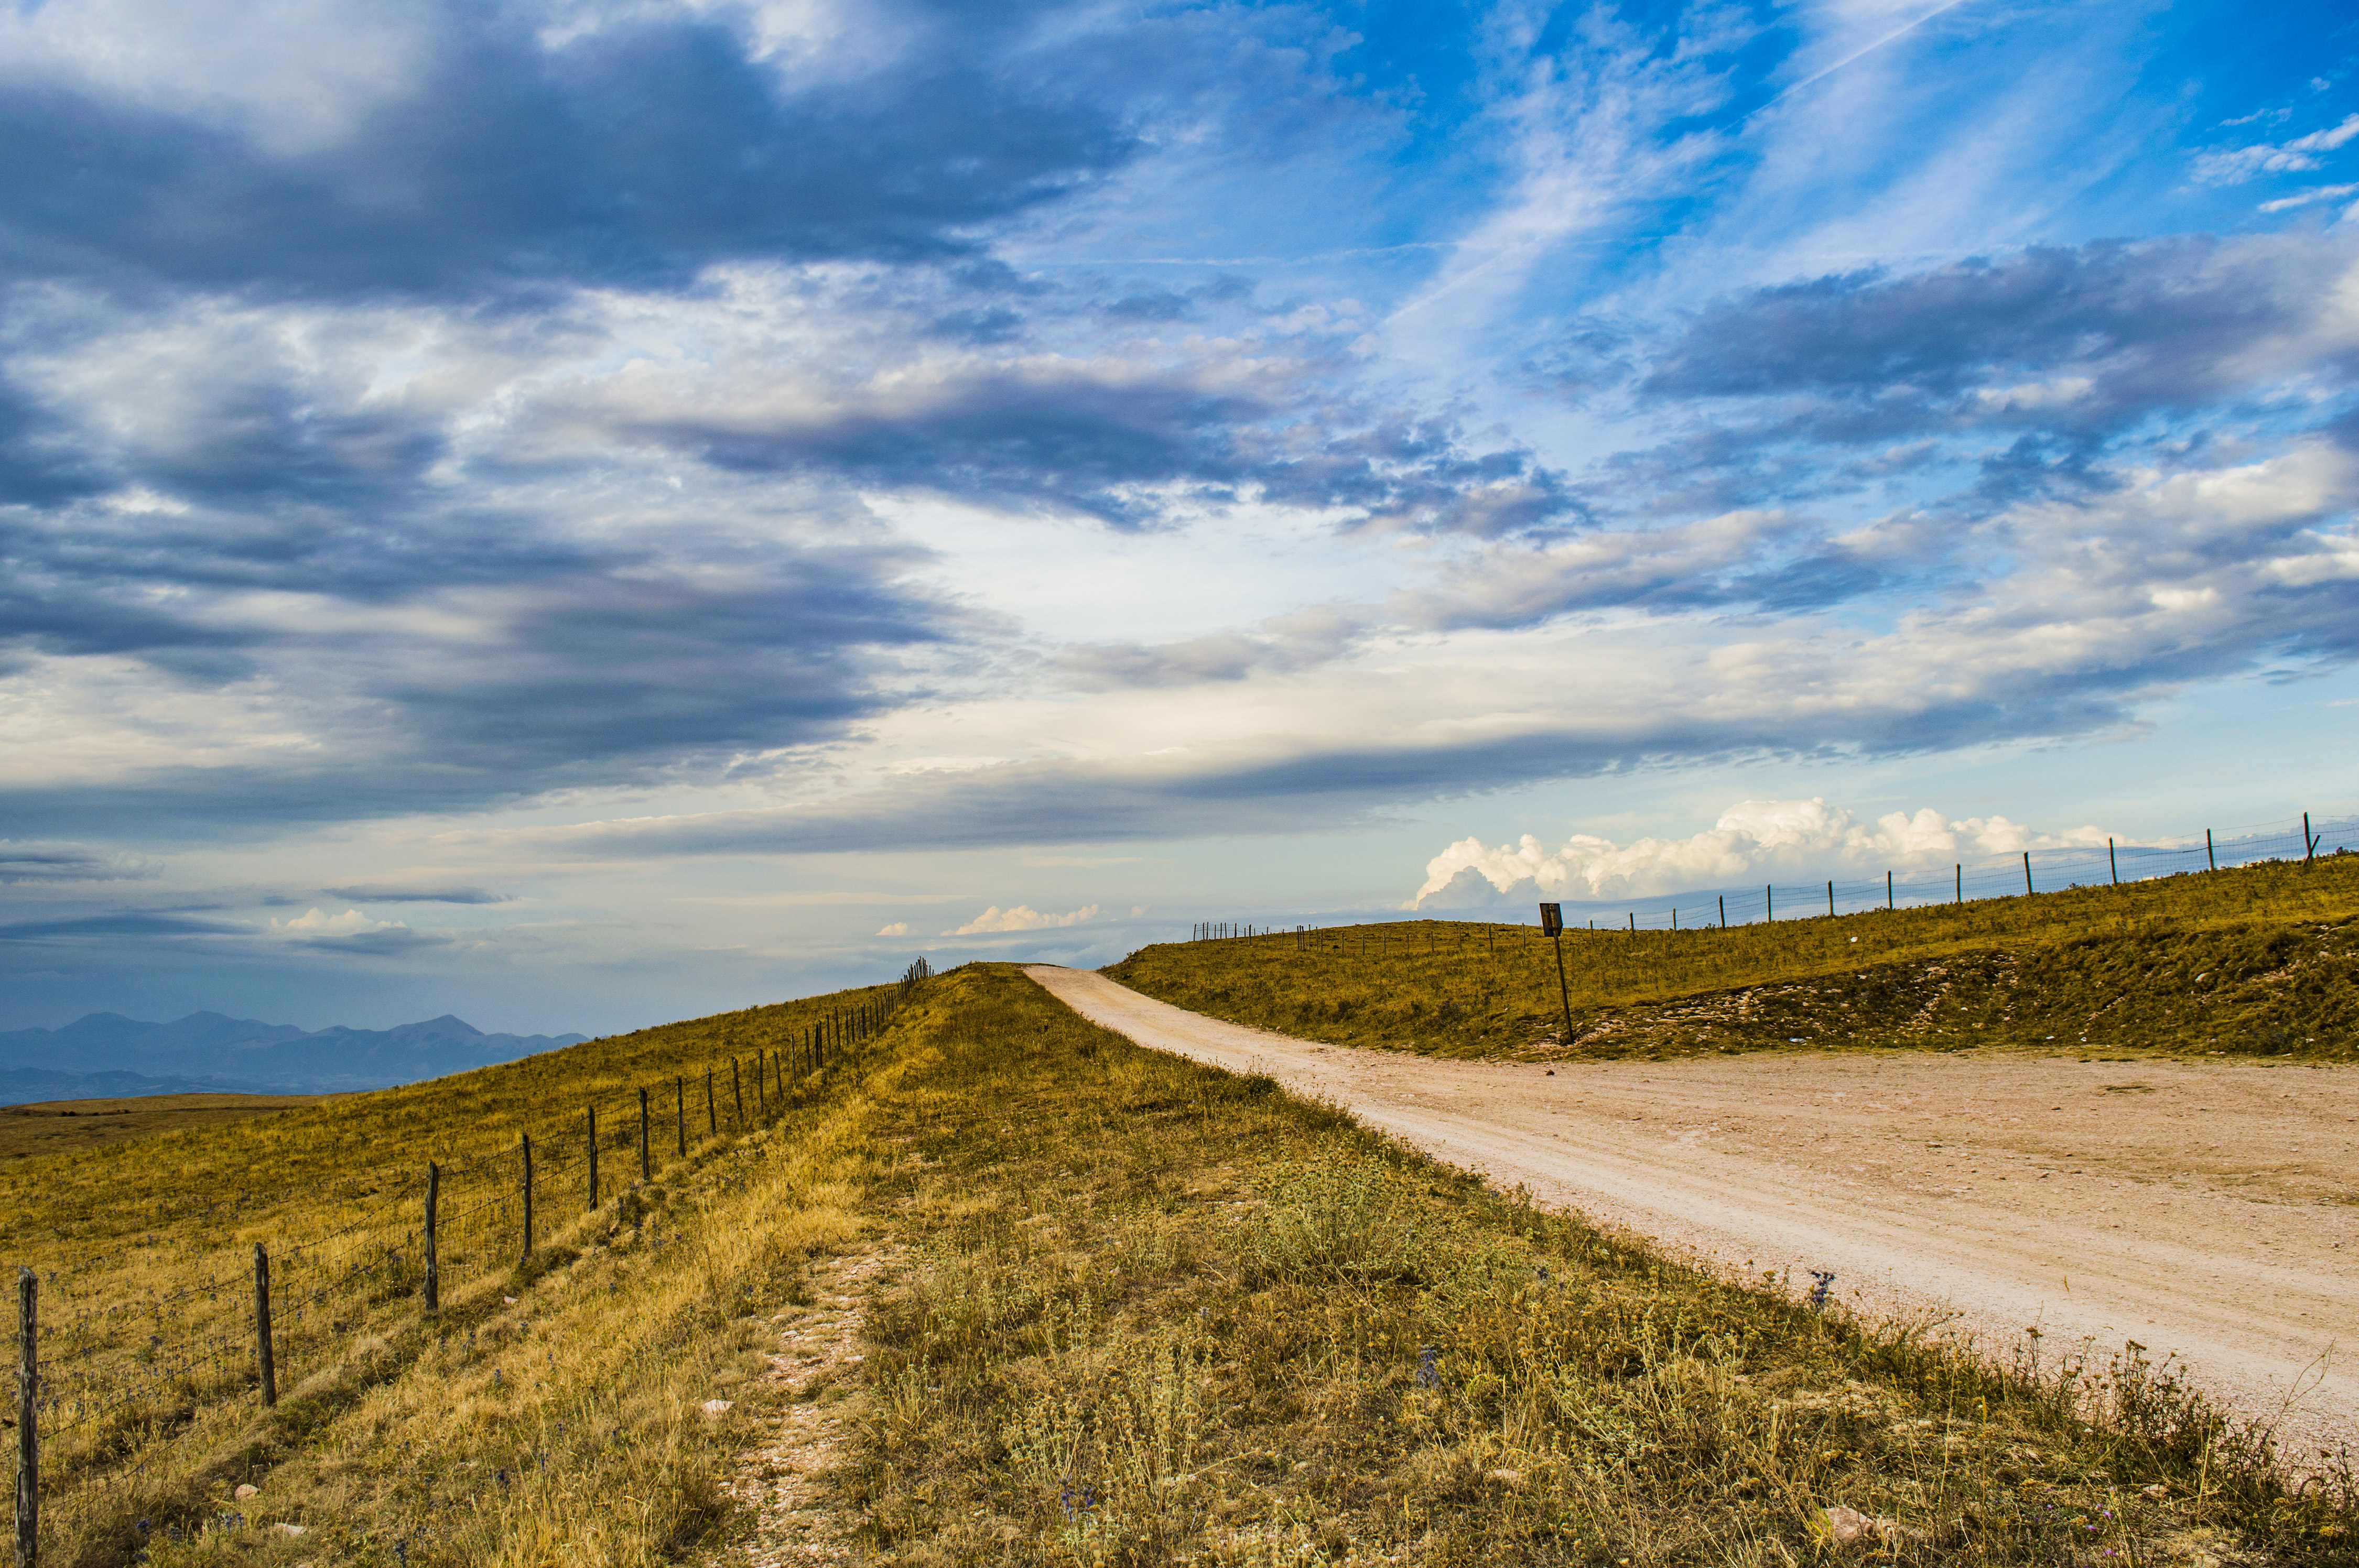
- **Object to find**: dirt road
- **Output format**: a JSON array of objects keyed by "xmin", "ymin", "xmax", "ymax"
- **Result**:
[{"xmin": 1026, "ymin": 965, "xmax": 2359, "ymax": 1456}]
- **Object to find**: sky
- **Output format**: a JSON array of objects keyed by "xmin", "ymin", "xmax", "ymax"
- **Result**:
[{"xmin": 4, "ymin": 0, "xmax": 2358, "ymax": 1038}]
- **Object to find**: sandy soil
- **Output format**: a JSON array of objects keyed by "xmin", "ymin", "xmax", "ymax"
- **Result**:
[{"xmin": 1026, "ymin": 964, "xmax": 2359, "ymax": 1460}]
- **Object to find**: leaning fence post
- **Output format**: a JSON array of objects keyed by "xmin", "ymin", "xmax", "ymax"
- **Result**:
[
  {"xmin": 2206, "ymin": 829, "xmax": 2216, "ymax": 872},
  {"xmin": 587, "ymin": 1108, "xmax": 599, "ymax": 1210},
  {"xmin": 638, "ymin": 1089, "xmax": 651, "ymax": 1180},
  {"xmin": 253, "ymin": 1243, "xmax": 277, "ymax": 1410},
  {"xmin": 424, "ymin": 1162, "xmax": 440, "ymax": 1314},
  {"xmin": 17, "ymin": 1265, "xmax": 36, "ymax": 1568},
  {"xmin": 2109, "ymin": 838, "xmax": 2118, "ymax": 884},
  {"xmin": 2023, "ymin": 852, "xmax": 2033, "ymax": 896}
]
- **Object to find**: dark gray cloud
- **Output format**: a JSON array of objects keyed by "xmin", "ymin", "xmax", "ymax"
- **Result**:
[
  {"xmin": 279, "ymin": 925, "xmax": 451, "ymax": 956},
  {"xmin": 0, "ymin": 470, "xmax": 954, "ymax": 824},
  {"xmin": 320, "ymin": 886, "xmax": 511, "ymax": 905},
  {"xmin": 1643, "ymin": 236, "xmax": 2352, "ymax": 417},
  {"xmin": 0, "ymin": 842, "xmax": 161, "ymax": 883},
  {"xmin": 0, "ymin": 5, "xmax": 1135, "ymax": 303},
  {"xmin": 640, "ymin": 367, "xmax": 1579, "ymax": 533}
]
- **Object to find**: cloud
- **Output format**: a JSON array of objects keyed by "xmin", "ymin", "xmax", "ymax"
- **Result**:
[
  {"xmin": 1634, "ymin": 233, "xmax": 2359, "ymax": 439},
  {"xmin": 945, "ymin": 903, "xmax": 1101, "ymax": 935},
  {"xmin": 267, "ymin": 905, "xmax": 447, "ymax": 953},
  {"xmin": 594, "ymin": 343, "xmax": 1576, "ymax": 535},
  {"xmin": 2257, "ymin": 183, "xmax": 2359, "ymax": 213},
  {"xmin": 0, "ymin": 840, "xmax": 161, "ymax": 883},
  {"xmin": 874, "ymin": 921, "xmax": 910, "ymax": 937},
  {"xmin": 1414, "ymin": 799, "xmax": 2112, "ymax": 906},
  {"xmin": 0, "ymin": 7, "xmax": 1142, "ymax": 303},
  {"xmin": 321, "ymin": 884, "xmax": 512, "ymax": 904},
  {"xmin": 2191, "ymin": 113, "xmax": 2359, "ymax": 185}
]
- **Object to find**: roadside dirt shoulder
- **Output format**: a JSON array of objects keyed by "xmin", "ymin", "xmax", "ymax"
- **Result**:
[{"xmin": 1026, "ymin": 964, "xmax": 2359, "ymax": 1461}]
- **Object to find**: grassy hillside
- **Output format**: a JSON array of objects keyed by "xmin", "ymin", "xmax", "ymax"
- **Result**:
[
  {"xmin": 0, "ymin": 1093, "xmax": 340, "ymax": 1163},
  {"xmin": 1106, "ymin": 854, "xmax": 2359, "ymax": 1060},
  {"xmin": 9, "ymin": 978, "xmax": 908, "ymax": 1567},
  {"xmin": 846, "ymin": 965, "xmax": 2352, "ymax": 1565},
  {"xmin": 12, "ymin": 963, "xmax": 2355, "ymax": 1564}
]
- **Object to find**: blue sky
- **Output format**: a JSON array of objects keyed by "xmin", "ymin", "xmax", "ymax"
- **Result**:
[{"xmin": 4, "ymin": 0, "xmax": 2357, "ymax": 1037}]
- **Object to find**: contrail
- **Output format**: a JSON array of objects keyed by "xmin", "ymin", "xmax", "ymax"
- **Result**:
[{"xmin": 1745, "ymin": 0, "xmax": 1975, "ymax": 122}]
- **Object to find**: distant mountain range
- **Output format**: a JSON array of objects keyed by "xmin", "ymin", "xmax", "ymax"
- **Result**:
[{"xmin": 0, "ymin": 1011, "xmax": 589, "ymax": 1103}]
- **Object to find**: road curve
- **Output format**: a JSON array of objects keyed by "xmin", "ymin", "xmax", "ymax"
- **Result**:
[{"xmin": 1025, "ymin": 964, "xmax": 2359, "ymax": 1457}]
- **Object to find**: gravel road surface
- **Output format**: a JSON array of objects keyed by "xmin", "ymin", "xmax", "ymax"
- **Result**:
[{"xmin": 1026, "ymin": 964, "xmax": 2359, "ymax": 1457}]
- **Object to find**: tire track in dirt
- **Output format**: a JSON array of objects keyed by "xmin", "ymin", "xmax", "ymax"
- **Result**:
[{"xmin": 1026, "ymin": 964, "xmax": 2359, "ymax": 1462}]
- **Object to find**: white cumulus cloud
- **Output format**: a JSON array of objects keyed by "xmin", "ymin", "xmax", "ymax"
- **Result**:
[
  {"xmin": 269, "ymin": 906, "xmax": 403, "ymax": 938},
  {"xmin": 875, "ymin": 921, "xmax": 910, "ymax": 937},
  {"xmin": 946, "ymin": 903, "xmax": 1102, "ymax": 935},
  {"xmin": 1413, "ymin": 799, "xmax": 2111, "ymax": 906}
]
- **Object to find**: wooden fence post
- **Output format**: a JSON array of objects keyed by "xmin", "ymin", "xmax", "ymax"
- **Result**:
[
  {"xmin": 1955, "ymin": 864, "xmax": 1962, "ymax": 904},
  {"xmin": 252, "ymin": 1244, "xmax": 276, "ymax": 1410},
  {"xmin": 1718, "ymin": 895, "xmax": 1726, "ymax": 928},
  {"xmin": 424, "ymin": 1162, "xmax": 440, "ymax": 1314},
  {"xmin": 1887, "ymin": 870, "xmax": 1894, "ymax": 909},
  {"xmin": 2109, "ymin": 839, "xmax": 2118, "ymax": 884},
  {"xmin": 520, "ymin": 1133, "xmax": 533, "ymax": 1265},
  {"xmin": 587, "ymin": 1108, "xmax": 598, "ymax": 1210},
  {"xmin": 17, "ymin": 1266, "xmax": 36, "ymax": 1568},
  {"xmin": 2207, "ymin": 829, "xmax": 2216, "ymax": 871},
  {"xmin": 2023, "ymin": 852, "xmax": 2033, "ymax": 896}
]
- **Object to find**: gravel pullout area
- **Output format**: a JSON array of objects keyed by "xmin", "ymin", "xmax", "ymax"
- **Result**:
[{"xmin": 1026, "ymin": 964, "xmax": 2359, "ymax": 1462}]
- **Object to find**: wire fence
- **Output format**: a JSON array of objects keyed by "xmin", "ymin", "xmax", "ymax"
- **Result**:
[
  {"xmin": 7, "ymin": 960, "xmax": 934, "ymax": 1563},
  {"xmin": 1194, "ymin": 810, "xmax": 2357, "ymax": 937}
]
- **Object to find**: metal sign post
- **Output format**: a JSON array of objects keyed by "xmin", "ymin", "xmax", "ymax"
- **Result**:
[{"xmin": 1539, "ymin": 902, "xmax": 1573, "ymax": 1047}]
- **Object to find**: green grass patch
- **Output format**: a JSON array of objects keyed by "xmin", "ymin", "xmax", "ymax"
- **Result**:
[{"xmin": 1106, "ymin": 855, "xmax": 2359, "ymax": 1060}]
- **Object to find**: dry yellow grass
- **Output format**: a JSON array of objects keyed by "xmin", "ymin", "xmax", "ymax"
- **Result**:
[
  {"xmin": 0, "ymin": 1096, "xmax": 340, "ymax": 1164},
  {"xmin": 21, "ymin": 957, "xmax": 2358, "ymax": 1566},
  {"xmin": 846, "ymin": 964, "xmax": 2359, "ymax": 1565},
  {"xmin": 1108, "ymin": 854, "xmax": 2359, "ymax": 1060},
  {"xmin": 6, "ymin": 978, "xmax": 910, "ymax": 1567}
]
